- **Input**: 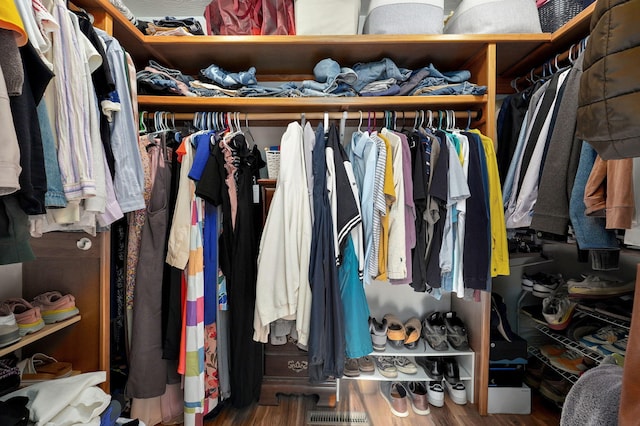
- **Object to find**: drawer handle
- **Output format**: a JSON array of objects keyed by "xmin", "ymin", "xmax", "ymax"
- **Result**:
[
  {"xmin": 288, "ymin": 360, "xmax": 308, "ymax": 373},
  {"xmin": 77, "ymin": 237, "xmax": 92, "ymax": 251}
]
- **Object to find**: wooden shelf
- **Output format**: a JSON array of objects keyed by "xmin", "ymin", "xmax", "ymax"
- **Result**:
[{"xmin": 0, "ymin": 315, "xmax": 81, "ymax": 358}]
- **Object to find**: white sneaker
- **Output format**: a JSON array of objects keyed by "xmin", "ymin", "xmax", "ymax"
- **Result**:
[
  {"xmin": 567, "ymin": 275, "xmax": 634, "ymax": 297},
  {"xmin": 444, "ymin": 379, "xmax": 467, "ymax": 405},
  {"xmin": 427, "ymin": 380, "xmax": 445, "ymax": 407},
  {"xmin": 0, "ymin": 304, "xmax": 21, "ymax": 348}
]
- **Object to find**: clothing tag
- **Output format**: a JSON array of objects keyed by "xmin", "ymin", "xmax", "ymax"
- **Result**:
[{"xmin": 253, "ymin": 184, "xmax": 259, "ymax": 204}]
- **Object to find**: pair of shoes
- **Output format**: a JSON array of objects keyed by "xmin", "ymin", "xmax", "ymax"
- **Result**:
[
  {"xmin": 567, "ymin": 275, "xmax": 635, "ymax": 298},
  {"xmin": 422, "ymin": 312, "xmax": 470, "ymax": 351},
  {"xmin": 542, "ymin": 284, "xmax": 576, "ymax": 330},
  {"xmin": 579, "ymin": 325, "xmax": 627, "ymax": 355},
  {"xmin": 490, "ymin": 293, "xmax": 517, "ymax": 342},
  {"xmin": 379, "ymin": 381, "xmax": 430, "ymax": 417},
  {"xmin": 382, "ymin": 314, "xmax": 421, "ymax": 349},
  {"xmin": 373, "ymin": 356, "xmax": 418, "ymax": 377},
  {"xmin": 547, "ymin": 349, "xmax": 588, "ymax": 375},
  {"xmin": 3, "ymin": 299, "xmax": 44, "ymax": 336},
  {"xmin": 0, "ymin": 305, "xmax": 20, "ymax": 348},
  {"xmin": 369, "ymin": 317, "xmax": 388, "ymax": 351}
]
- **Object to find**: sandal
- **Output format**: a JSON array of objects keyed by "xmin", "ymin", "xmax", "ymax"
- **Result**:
[{"xmin": 18, "ymin": 353, "xmax": 72, "ymax": 385}]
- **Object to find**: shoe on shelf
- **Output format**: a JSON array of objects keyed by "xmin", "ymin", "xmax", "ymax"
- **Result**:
[
  {"xmin": 580, "ymin": 325, "xmax": 627, "ymax": 346},
  {"xmin": 358, "ymin": 356, "xmax": 375, "ymax": 373},
  {"xmin": 4, "ymin": 298, "xmax": 44, "ymax": 336},
  {"xmin": 373, "ymin": 356, "xmax": 398, "ymax": 378},
  {"xmin": 443, "ymin": 357, "xmax": 461, "ymax": 384},
  {"xmin": 567, "ymin": 275, "xmax": 635, "ymax": 298},
  {"xmin": 0, "ymin": 304, "xmax": 20, "ymax": 348},
  {"xmin": 421, "ymin": 312, "xmax": 449, "ymax": 351},
  {"xmin": 444, "ymin": 379, "xmax": 467, "ymax": 405},
  {"xmin": 343, "ymin": 358, "xmax": 360, "ymax": 377},
  {"xmin": 393, "ymin": 356, "xmax": 417, "ymax": 375},
  {"xmin": 547, "ymin": 349, "xmax": 588, "ymax": 375},
  {"xmin": 601, "ymin": 337, "xmax": 628, "ymax": 356},
  {"xmin": 490, "ymin": 293, "xmax": 517, "ymax": 342},
  {"xmin": 427, "ymin": 380, "xmax": 445, "ymax": 407},
  {"xmin": 542, "ymin": 284, "xmax": 576, "ymax": 330},
  {"xmin": 416, "ymin": 357, "xmax": 444, "ymax": 381},
  {"xmin": 383, "ymin": 314, "xmax": 406, "ymax": 348},
  {"xmin": 403, "ymin": 317, "xmax": 421, "ymax": 349},
  {"xmin": 18, "ymin": 353, "xmax": 73, "ymax": 385},
  {"xmin": 407, "ymin": 381, "xmax": 430, "ymax": 415},
  {"xmin": 443, "ymin": 312, "xmax": 470, "ymax": 351},
  {"xmin": 521, "ymin": 273, "xmax": 535, "ymax": 292},
  {"xmin": 379, "ymin": 381, "xmax": 409, "ymax": 418},
  {"xmin": 369, "ymin": 317, "xmax": 388, "ymax": 352},
  {"xmin": 532, "ymin": 273, "xmax": 564, "ymax": 298},
  {"xmin": 31, "ymin": 291, "xmax": 80, "ymax": 324},
  {"xmin": 539, "ymin": 344, "xmax": 567, "ymax": 359}
]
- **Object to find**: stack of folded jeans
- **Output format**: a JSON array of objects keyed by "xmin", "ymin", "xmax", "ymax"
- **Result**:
[{"xmin": 137, "ymin": 60, "xmax": 196, "ymax": 97}]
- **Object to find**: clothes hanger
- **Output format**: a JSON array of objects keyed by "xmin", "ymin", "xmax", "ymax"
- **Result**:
[
  {"xmin": 357, "ymin": 110, "xmax": 363, "ymax": 133},
  {"xmin": 244, "ymin": 113, "xmax": 256, "ymax": 145},
  {"xmin": 466, "ymin": 110, "xmax": 472, "ymax": 131},
  {"xmin": 323, "ymin": 112, "xmax": 329, "ymax": 134}
]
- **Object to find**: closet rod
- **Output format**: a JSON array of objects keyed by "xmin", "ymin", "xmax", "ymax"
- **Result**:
[
  {"xmin": 511, "ymin": 36, "xmax": 588, "ymax": 91},
  {"xmin": 168, "ymin": 110, "xmax": 481, "ymax": 123}
]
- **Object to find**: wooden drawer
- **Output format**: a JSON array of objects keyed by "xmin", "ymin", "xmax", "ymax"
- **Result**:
[{"xmin": 264, "ymin": 352, "xmax": 310, "ymax": 378}]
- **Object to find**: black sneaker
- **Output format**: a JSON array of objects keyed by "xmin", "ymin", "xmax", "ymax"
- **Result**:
[
  {"xmin": 416, "ymin": 356, "xmax": 444, "ymax": 381},
  {"xmin": 443, "ymin": 312, "xmax": 470, "ymax": 351},
  {"xmin": 442, "ymin": 357, "xmax": 461, "ymax": 383},
  {"xmin": 421, "ymin": 312, "xmax": 449, "ymax": 351}
]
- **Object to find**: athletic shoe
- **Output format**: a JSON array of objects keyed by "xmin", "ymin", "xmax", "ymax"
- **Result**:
[
  {"xmin": 421, "ymin": 312, "xmax": 449, "ymax": 351},
  {"xmin": 416, "ymin": 357, "xmax": 444, "ymax": 381},
  {"xmin": 379, "ymin": 381, "xmax": 409, "ymax": 417},
  {"xmin": 548, "ymin": 349, "xmax": 587, "ymax": 375},
  {"xmin": 0, "ymin": 304, "xmax": 20, "ymax": 348},
  {"xmin": 542, "ymin": 284, "xmax": 576, "ymax": 330},
  {"xmin": 393, "ymin": 356, "xmax": 417, "ymax": 375},
  {"xmin": 343, "ymin": 358, "xmax": 360, "ymax": 377},
  {"xmin": 580, "ymin": 325, "xmax": 627, "ymax": 345},
  {"xmin": 567, "ymin": 275, "xmax": 635, "ymax": 298},
  {"xmin": 427, "ymin": 381, "xmax": 445, "ymax": 407},
  {"xmin": 444, "ymin": 379, "xmax": 467, "ymax": 405},
  {"xmin": 521, "ymin": 273, "xmax": 535, "ymax": 292},
  {"xmin": 539, "ymin": 344, "xmax": 567, "ymax": 359},
  {"xmin": 4, "ymin": 298, "xmax": 44, "ymax": 336},
  {"xmin": 601, "ymin": 337, "xmax": 628, "ymax": 356},
  {"xmin": 443, "ymin": 312, "xmax": 470, "ymax": 351},
  {"xmin": 407, "ymin": 381, "xmax": 430, "ymax": 415},
  {"xmin": 373, "ymin": 356, "xmax": 397, "ymax": 378},
  {"xmin": 443, "ymin": 357, "xmax": 461, "ymax": 384},
  {"xmin": 369, "ymin": 317, "xmax": 388, "ymax": 351},
  {"xmin": 532, "ymin": 273, "xmax": 563, "ymax": 298},
  {"xmin": 358, "ymin": 356, "xmax": 375, "ymax": 373},
  {"xmin": 31, "ymin": 291, "xmax": 80, "ymax": 324}
]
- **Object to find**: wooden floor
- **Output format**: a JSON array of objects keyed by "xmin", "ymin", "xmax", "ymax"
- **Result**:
[{"xmin": 202, "ymin": 381, "xmax": 561, "ymax": 426}]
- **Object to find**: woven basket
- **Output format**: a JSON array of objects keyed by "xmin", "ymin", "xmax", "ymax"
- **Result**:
[
  {"xmin": 538, "ymin": 0, "xmax": 584, "ymax": 33},
  {"xmin": 265, "ymin": 149, "xmax": 280, "ymax": 180}
]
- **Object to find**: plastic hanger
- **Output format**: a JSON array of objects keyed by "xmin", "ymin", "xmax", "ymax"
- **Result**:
[{"xmin": 357, "ymin": 111, "xmax": 363, "ymax": 133}]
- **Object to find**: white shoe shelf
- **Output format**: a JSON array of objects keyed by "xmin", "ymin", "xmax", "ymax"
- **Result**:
[{"xmin": 336, "ymin": 340, "xmax": 475, "ymax": 404}]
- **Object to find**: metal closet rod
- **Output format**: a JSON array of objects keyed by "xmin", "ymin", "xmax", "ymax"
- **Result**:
[{"xmin": 167, "ymin": 109, "xmax": 483, "ymax": 123}]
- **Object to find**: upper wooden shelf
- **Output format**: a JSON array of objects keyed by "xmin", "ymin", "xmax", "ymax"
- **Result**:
[{"xmin": 0, "ymin": 315, "xmax": 81, "ymax": 358}]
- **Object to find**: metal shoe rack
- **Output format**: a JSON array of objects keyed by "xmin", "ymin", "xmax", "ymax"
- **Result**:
[
  {"xmin": 527, "ymin": 346, "xmax": 579, "ymax": 384},
  {"xmin": 535, "ymin": 324, "xmax": 604, "ymax": 364}
]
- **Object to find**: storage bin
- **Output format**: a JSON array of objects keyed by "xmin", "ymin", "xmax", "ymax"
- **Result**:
[
  {"xmin": 265, "ymin": 149, "xmax": 280, "ymax": 180},
  {"xmin": 363, "ymin": 0, "xmax": 444, "ymax": 34},
  {"xmin": 444, "ymin": 0, "xmax": 542, "ymax": 34},
  {"xmin": 538, "ymin": 0, "xmax": 584, "ymax": 33},
  {"xmin": 294, "ymin": 0, "xmax": 361, "ymax": 35}
]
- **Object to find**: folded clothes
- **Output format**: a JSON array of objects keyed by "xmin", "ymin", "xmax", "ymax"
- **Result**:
[{"xmin": 200, "ymin": 64, "xmax": 257, "ymax": 89}]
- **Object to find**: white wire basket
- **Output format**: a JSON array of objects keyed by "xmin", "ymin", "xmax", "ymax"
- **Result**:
[{"xmin": 265, "ymin": 149, "xmax": 280, "ymax": 180}]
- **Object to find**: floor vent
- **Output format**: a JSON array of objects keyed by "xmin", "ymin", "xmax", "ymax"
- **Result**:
[{"xmin": 307, "ymin": 411, "xmax": 369, "ymax": 425}]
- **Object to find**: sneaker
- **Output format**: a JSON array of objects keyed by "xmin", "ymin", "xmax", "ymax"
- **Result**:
[
  {"xmin": 369, "ymin": 317, "xmax": 388, "ymax": 352},
  {"xmin": 532, "ymin": 273, "xmax": 563, "ymax": 298},
  {"xmin": 580, "ymin": 325, "xmax": 627, "ymax": 345},
  {"xmin": 383, "ymin": 314, "xmax": 406, "ymax": 349},
  {"xmin": 444, "ymin": 379, "xmax": 467, "ymax": 405},
  {"xmin": 521, "ymin": 273, "xmax": 535, "ymax": 292},
  {"xmin": 4, "ymin": 298, "xmax": 44, "ymax": 336},
  {"xmin": 601, "ymin": 337, "xmax": 628, "ymax": 356},
  {"xmin": 379, "ymin": 381, "xmax": 409, "ymax": 417},
  {"xmin": 343, "ymin": 358, "xmax": 360, "ymax": 377},
  {"xmin": 427, "ymin": 381, "xmax": 445, "ymax": 407},
  {"xmin": 542, "ymin": 285, "xmax": 576, "ymax": 330},
  {"xmin": 403, "ymin": 317, "xmax": 421, "ymax": 349},
  {"xmin": 443, "ymin": 312, "xmax": 469, "ymax": 351},
  {"xmin": 373, "ymin": 356, "xmax": 397, "ymax": 378},
  {"xmin": 539, "ymin": 344, "xmax": 567, "ymax": 359},
  {"xmin": 31, "ymin": 291, "xmax": 80, "ymax": 324},
  {"xmin": 416, "ymin": 357, "xmax": 443, "ymax": 381},
  {"xmin": 443, "ymin": 357, "xmax": 461, "ymax": 384},
  {"xmin": 407, "ymin": 381, "xmax": 430, "ymax": 415},
  {"xmin": 393, "ymin": 356, "xmax": 417, "ymax": 375},
  {"xmin": 548, "ymin": 349, "xmax": 588, "ymax": 375},
  {"xmin": 358, "ymin": 356, "xmax": 375, "ymax": 373},
  {"xmin": 568, "ymin": 275, "xmax": 635, "ymax": 298},
  {"xmin": 0, "ymin": 305, "xmax": 20, "ymax": 348},
  {"xmin": 421, "ymin": 312, "xmax": 449, "ymax": 351}
]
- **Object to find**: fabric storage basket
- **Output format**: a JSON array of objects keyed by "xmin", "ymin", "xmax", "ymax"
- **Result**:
[
  {"xmin": 363, "ymin": 0, "xmax": 444, "ymax": 34},
  {"xmin": 538, "ymin": 0, "xmax": 584, "ymax": 33},
  {"xmin": 294, "ymin": 0, "xmax": 361, "ymax": 35},
  {"xmin": 444, "ymin": 0, "xmax": 542, "ymax": 34}
]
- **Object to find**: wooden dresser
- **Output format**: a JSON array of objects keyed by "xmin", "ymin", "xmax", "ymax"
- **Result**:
[{"xmin": 257, "ymin": 179, "xmax": 336, "ymax": 408}]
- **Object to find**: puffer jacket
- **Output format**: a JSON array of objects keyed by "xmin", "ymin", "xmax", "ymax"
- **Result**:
[{"xmin": 576, "ymin": 0, "xmax": 640, "ymax": 159}]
